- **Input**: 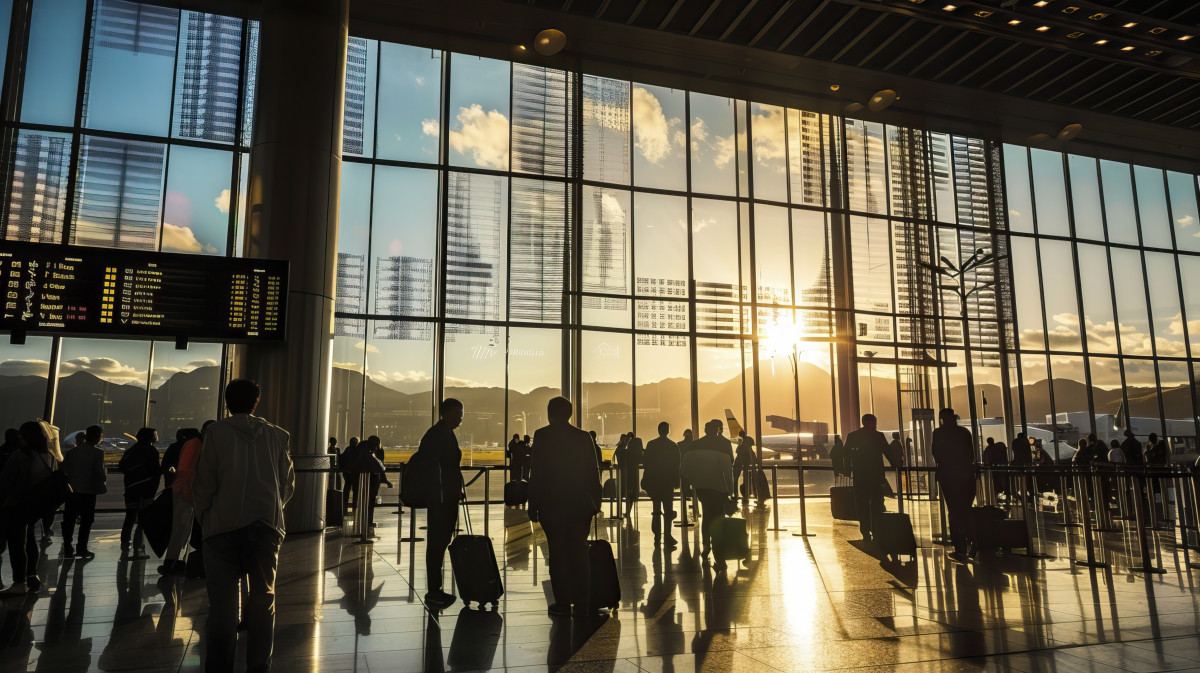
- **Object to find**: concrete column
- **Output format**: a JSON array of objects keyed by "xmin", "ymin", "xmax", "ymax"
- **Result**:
[{"xmin": 239, "ymin": 0, "xmax": 348, "ymax": 533}]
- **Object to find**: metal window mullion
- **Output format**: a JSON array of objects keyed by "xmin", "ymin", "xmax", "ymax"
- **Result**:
[
  {"xmin": 686, "ymin": 93, "xmax": 698, "ymax": 437},
  {"xmin": 433, "ymin": 50, "xmax": 451, "ymax": 415},
  {"xmin": 1059, "ymin": 152, "xmax": 1097, "ymax": 437},
  {"xmin": 1092, "ymin": 156, "xmax": 1132, "ymax": 430},
  {"xmin": 59, "ymin": 0, "xmax": 98, "ymax": 246},
  {"xmin": 987, "ymin": 141, "xmax": 1018, "ymax": 440},
  {"xmin": 1168, "ymin": 172, "xmax": 1200, "ymax": 441},
  {"xmin": 1127, "ymin": 164, "xmax": 1168, "ymax": 435},
  {"xmin": 1, "ymin": 0, "xmax": 34, "ymax": 240},
  {"xmin": 224, "ymin": 17, "xmax": 252, "ymax": 258},
  {"xmin": 1024, "ymin": 147, "xmax": 1059, "ymax": 430}
]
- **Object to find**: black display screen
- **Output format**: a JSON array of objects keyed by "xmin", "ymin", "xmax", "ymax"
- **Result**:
[{"xmin": 1, "ymin": 241, "xmax": 288, "ymax": 342}]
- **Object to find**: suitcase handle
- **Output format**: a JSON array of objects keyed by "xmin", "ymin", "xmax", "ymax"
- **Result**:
[{"xmin": 459, "ymin": 495, "xmax": 473, "ymax": 536}]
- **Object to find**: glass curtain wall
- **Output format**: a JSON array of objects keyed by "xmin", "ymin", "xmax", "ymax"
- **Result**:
[{"xmin": 0, "ymin": 0, "xmax": 258, "ymax": 439}]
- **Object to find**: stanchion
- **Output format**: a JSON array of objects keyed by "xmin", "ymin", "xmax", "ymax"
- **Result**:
[
  {"xmin": 676, "ymin": 485, "xmax": 695, "ymax": 528},
  {"xmin": 932, "ymin": 479, "xmax": 951, "ymax": 545},
  {"xmin": 768, "ymin": 465, "xmax": 785, "ymax": 532},
  {"xmin": 354, "ymin": 472, "xmax": 373, "ymax": 545},
  {"xmin": 1073, "ymin": 467, "xmax": 1108, "ymax": 568},
  {"xmin": 792, "ymin": 462, "xmax": 814, "ymax": 538},
  {"xmin": 1092, "ymin": 466, "xmax": 1118, "ymax": 533},
  {"xmin": 1186, "ymin": 468, "xmax": 1200, "ymax": 569},
  {"xmin": 483, "ymin": 467, "xmax": 490, "ymax": 539},
  {"xmin": 1129, "ymin": 468, "xmax": 1166, "ymax": 574},
  {"xmin": 400, "ymin": 505, "xmax": 424, "ymax": 543},
  {"xmin": 1020, "ymin": 466, "xmax": 1054, "ymax": 559}
]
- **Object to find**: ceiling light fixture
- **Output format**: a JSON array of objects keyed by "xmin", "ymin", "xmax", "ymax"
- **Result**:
[
  {"xmin": 1067, "ymin": 31, "xmax": 1084, "ymax": 38},
  {"xmin": 534, "ymin": 28, "xmax": 566, "ymax": 56},
  {"xmin": 1121, "ymin": 45, "xmax": 1134, "ymax": 50},
  {"xmin": 1095, "ymin": 39, "xmax": 1108, "ymax": 44},
  {"xmin": 868, "ymin": 89, "xmax": 898, "ymax": 112},
  {"xmin": 1123, "ymin": 22, "xmax": 1137, "ymax": 28},
  {"xmin": 1062, "ymin": 6, "xmax": 1079, "ymax": 14},
  {"xmin": 974, "ymin": 10, "xmax": 993, "ymax": 17},
  {"xmin": 1057, "ymin": 123, "xmax": 1083, "ymax": 141},
  {"xmin": 1037, "ymin": 25, "xmax": 1051, "ymax": 31},
  {"xmin": 942, "ymin": 4, "xmax": 957, "ymax": 10},
  {"xmin": 845, "ymin": 102, "xmax": 864, "ymax": 113},
  {"xmin": 1088, "ymin": 12, "xmax": 1107, "ymax": 20},
  {"xmin": 1147, "ymin": 49, "xmax": 1162, "ymax": 56},
  {"xmin": 1180, "ymin": 35, "xmax": 1194, "ymax": 41},
  {"xmin": 1150, "ymin": 27, "xmax": 1166, "ymax": 34},
  {"xmin": 1033, "ymin": 1, "xmax": 1048, "ymax": 6},
  {"xmin": 1008, "ymin": 19, "xmax": 1022, "ymax": 25}
]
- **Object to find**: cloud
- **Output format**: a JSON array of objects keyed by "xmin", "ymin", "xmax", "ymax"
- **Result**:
[
  {"xmin": 1177, "ymin": 214, "xmax": 1195, "ymax": 227},
  {"xmin": 690, "ymin": 117, "xmax": 737, "ymax": 169},
  {"xmin": 0, "ymin": 359, "xmax": 50, "ymax": 377},
  {"xmin": 414, "ymin": 76, "xmax": 425, "ymax": 86},
  {"xmin": 631, "ymin": 86, "xmax": 682, "ymax": 165},
  {"xmin": 1009, "ymin": 209, "xmax": 1022, "ymax": 218},
  {"xmin": 368, "ymin": 369, "xmax": 431, "ymax": 384},
  {"xmin": 421, "ymin": 119, "xmax": 439, "ymax": 137},
  {"xmin": 161, "ymin": 223, "xmax": 218, "ymax": 254},
  {"xmin": 353, "ymin": 340, "xmax": 381, "ymax": 354},
  {"xmin": 692, "ymin": 216, "xmax": 717, "ymax": 233},
  {"xmin": 214, "ymin": 188, "xmax": 230, "ymax": 214},
  {"xmin": 187, "ymin": 359, "xmax": 219, "ymax": 369},
  {"xmin": 751, "ymin": 105, "xmax": 787, "ymax": 169},
  {"xmin": 600, "ymin": 193, "xmax": 626, "ymax": 223},
  {"xmin": 443, "ymin": 104, "xmax": 509, "ymax": 170},
  {"xmin": 58, "ymin": 356, "xmax": 146, "ymax": 386}
]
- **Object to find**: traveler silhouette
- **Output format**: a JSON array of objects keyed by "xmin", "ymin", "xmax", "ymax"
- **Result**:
[
  {"xmin": 932, "ymin": 408, "xmax": 975, "ymax": 559},
  {"xmin": 829, "ymin": 435, "xmax": 848, "ymax": 476},
  {"xmin": 681, "ymin": 419, "xmax": 734, "ymax": 570},
  {"xmin": 843, "ymin": 414, "xmax": 893, "ymax": 542},
  {"xmin": 641, "ymin": 422, "xmax": 680, "ymax": 547},
  {"xmin": 1010, "ymin": 432, "xmax": 1032, "ymax": 466},
  {"xmin": 527, "ymin": 397, "xmax": 601, "ymax": 616},
  {"xmin": 413, "ymin": 399, "xmax": 465, "ymax": 609},
  {"xmin": 678, "ymin": 428, "xmax": 695, "ymax": 526},
  {"xmin": 614, "ymin": 432, "xmax": 643, "ymax": 519},
  {"xmin": 1120, "ymin": 429, "xmax": 1143, "ymax": 466},
  {"xmin": 119, "ymin": 427, "xmax": 161, "ymax": 560}
]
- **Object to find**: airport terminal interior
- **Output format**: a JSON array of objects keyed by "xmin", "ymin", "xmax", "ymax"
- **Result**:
[{"xmin": 3, "ymin": 0, "xmax": 1200, "ymax": 670}]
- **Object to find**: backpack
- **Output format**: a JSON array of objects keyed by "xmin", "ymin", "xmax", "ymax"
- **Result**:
[{"xmin": 23, "ymin": 452, "xmax": 72, "ymax": 524}]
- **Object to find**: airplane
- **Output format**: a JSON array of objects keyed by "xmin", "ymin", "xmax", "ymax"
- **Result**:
[{"xmin": 723, "ymin": 409, "xmax": 831, "ymax": 460}]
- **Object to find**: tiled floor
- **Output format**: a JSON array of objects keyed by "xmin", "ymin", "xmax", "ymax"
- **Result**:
[{"xmin": 6, "ymin": 495, "xmax": 1200, "ymax": 672}]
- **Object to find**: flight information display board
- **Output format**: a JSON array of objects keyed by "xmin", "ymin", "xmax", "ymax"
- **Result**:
[{"xmin": 1, "ymin": 241, "xmax": 288, "ymax": 342}]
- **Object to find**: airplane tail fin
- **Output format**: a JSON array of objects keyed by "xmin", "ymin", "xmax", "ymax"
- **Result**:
[{"xmin": 723, "ymin": 408, "xmax": 743, "ymax": 438}]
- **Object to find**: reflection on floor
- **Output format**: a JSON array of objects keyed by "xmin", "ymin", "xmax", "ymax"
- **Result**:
[{"xmin": 6, "ymin": 496, "xmax": 1200, "ymax": 672}]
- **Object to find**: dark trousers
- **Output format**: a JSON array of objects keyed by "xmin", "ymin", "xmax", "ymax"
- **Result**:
[
  {"xmin": 539, "ymin": 510, "xmax": 591, "ymax": 608},
  {"xmin": 4, "ymin": 514, "xmax": 38, "ymax": 582},
  {"xmin": 62, "ymin": 493, "xmax": 97, "ymax": 551},
  {"xmin": 649, "ymin": 496, "xmax": 674, "ymax": 537},
  {"xmin": 855, "ymin": 481, "xmax": 885, "ymax": 538},
  {"xmin": 121, "ymin": 490, "xmax": 152, "ymax": 549},
  {"xmin": 941, "ymin": 481, "xmax": 976, "ymax": 553},
  {"xmin": 204, "ymin": 522, "xmax": 282, "ymax": 673},
  {"xmin": 425, "ymin": 503, "xmax": 458, "ymax": 592},
  {"xmin": 695, "ymin": 489, "xmax": 727, "ymax": 552}
]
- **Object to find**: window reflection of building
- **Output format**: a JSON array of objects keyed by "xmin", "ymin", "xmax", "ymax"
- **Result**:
[
  {"xmin": 6, "ymin": 133, "xmax": 71, "ymax": 243},
  {"xmin": 445, "ymin": 173, "xmax": 502, "ymax": 339},
  {"xmin": 511, "ymin": 180, "xmax": 566, "ymax": 321},
  {"xmin": 342, "ymin": 37, "xmax": 370, "ymax": 155},
  {"xmin": 176, "ymin": 12, "xmax": 244, "ymax": 142},
  {"xmin": 71, "ymin": 137, "xmax": 166, "ymax": 251},
  {"xmin": 373, "ymin": 256, "xmax": 433, "ymax": 340},
  {"xmin": 512, "ymin": 64, "xmax": 570, "ymax": 176},
  {"xmin": 335, "ymin": 253, "xmax": 365, "ymax": 317}
]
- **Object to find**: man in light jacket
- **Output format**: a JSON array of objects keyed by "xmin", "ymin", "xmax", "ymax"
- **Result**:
[
  {"xmin": 192, "ymin": 379, "xmax": 294, "ymax": 673},
  {"xmin": 60, "ymin": 424, "xmax": 107, "ymax": 560}
]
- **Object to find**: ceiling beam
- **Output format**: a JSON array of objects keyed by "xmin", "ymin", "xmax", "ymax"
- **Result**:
[
  {"xmin": 1003, "ymin": 53, "xmax": 1067, "ymax": 94},
  {"xmin": 909, "ymin": 31, "xmax": 969, "ymax": 78},
  {"xmin": 953, "ymin": 41, "xmax": 1019, "ymax": 85},
  {"xmin": 750, "ymin": 0, "xmax": 797, "ymax": 47},
  {"xmin": 832, "ymin": 12, "xmax": 888, "ymax": 61},
  {"xmin": 884, "ymin": 25, "xmax": 941, "ymax": 71},
  {"xmin": 777, "ymin": 0, "xmax": 832, "ymax": 52},
  {"xmin": 1109, "ymin": 77, "xmax": 1177, "ymax": 114},
  {"xmin": 857, "ymin": 17, "xmax": 912, "ymax": 67},
  {"xmin": 933, "ymin": 36, "xmax": 993, "ymax": 80},
  {"xmin": 803, "ymin": 7, "xmax": 858, "ymax": 58},
  {"xmin": 1046, "ymin": 61, "xmax": 1117, "ymax": 102},
  {"xmin": 719, "ymin": 0, "xmax": 760, "ymax": 41},
  {"xmin": 1025, "ymin": 58, "xmax": 1091, "ymax": 98},
  {"xmin": 657, "ymin": 0, "xmax": 687, "ymax": 30},
  {"xmin": 1142, "ymin": 82, "xmax": 1200, "ymax": 120},
  {"xmin": 689, "ymin": 0, "xmax": 723, "ymax": 35}
]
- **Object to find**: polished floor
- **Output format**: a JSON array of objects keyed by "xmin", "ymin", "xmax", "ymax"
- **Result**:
[{"xmin": 5, "ymin": 493, "xmax": 1200, "ymax": 672}]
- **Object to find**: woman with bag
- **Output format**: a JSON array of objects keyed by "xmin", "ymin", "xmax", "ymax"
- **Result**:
[
  {"xmin": 1, "ymin": 420, "xmax": 62, "ymax": 594},
  {"xmin": 118, "ymin": 427, "xmax": 161, "ymax": 560}
]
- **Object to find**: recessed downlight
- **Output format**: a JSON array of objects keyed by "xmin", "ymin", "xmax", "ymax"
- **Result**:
[
  {"xmin": 1036, "ymin": 25, "xmax": 1051, "ymax": 31},
  {"xmin": 1123, "ymin": 22, "xmax": 1137, "ymax": 28},
  {"xmin": 1062, "ymin": 6, "xmax": 1079, "ymax": 14},
  {"xmin": 1120, "ymin": 46, "xmax": 1134, "ymax": 51},
  {"xmin": 1180, "ymin": 35, "xmax": 1194, "ymax": 41},
  {"xmin": 1008, "ymin": 19, "xmax": 1022, "ymax": 25},
  {"xmin": 1095, "ymin": 39, "xmax": 1108, "ymax": 44},
  {"xmin": 942, "ymin": 4, "xmax": 957, "ymax": 10},
  {"xmin": 1150, "ymin": 27, "xmax": 1166, "ymax": 34},
  {"xmin": 1033, "ymin": 1, "xmax": 1049, "ymax": 6}
]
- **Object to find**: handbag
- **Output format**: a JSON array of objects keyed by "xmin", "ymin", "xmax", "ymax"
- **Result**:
[
  {"xmin": 400, "ymin": 455, "xmax": 443, "ymax": 508},
  {"xmin": 723, "ymin": 496, "xmax": 738, "ymax": 516}
]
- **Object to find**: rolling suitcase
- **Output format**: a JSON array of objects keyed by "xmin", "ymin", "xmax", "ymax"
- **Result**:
[
  {"xmin": 875, "ymin": 512, "xmax": 917, "ymax": 560},
  {"xmin": 711, "ymin": 516, "xmax": 749, "ymax": 561},
  {"xmin": 588, "ymin": 517, "xmax": 621, "ymax": 611},
  {"xmin": 449, "ymin": 499, "xmax": 504, "ymax": 608},
  {"xmin": 504, "ymin": 479, "xmax": 528, "ymax": 507},
  {"xmin": 326, "ymin": 487, "xmax": 344, "ymax": 526},
  {"xmin": 139, "ymin": 489, "xmax": 173, "ymax": 558},
  {"xmin": 830, "ymin": 485, "xmax": 858, "ymax": 521},
  {"xmin": 601, "ymin": 478, "xmax": 617, "ymax": 501},
  {"xmin": 970, "ymin": 505, "xmax": 1029, "ymax": 555}
]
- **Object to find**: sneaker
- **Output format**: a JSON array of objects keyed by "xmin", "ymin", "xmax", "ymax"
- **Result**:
[
  {"xmin": 76, "ymin": 550, "xmax": 96, "ymax": 561},
  {"xmin": 62, "ymin": 543, "xmax": 74, "ymax": 557},
  {"xmin": 0, "ymin": 583, "xmax": 26, "ymax": 595},
  {"xmin": 547, "ymin": 602, "xmax": 571, "ymax": 616},
  {"xmin": 25, "ymin": 576, "xmax": 41, "ymax": 592},
  {"xmin": 424, "ymin": 590, "xmax": 456, "ymax": 608}
]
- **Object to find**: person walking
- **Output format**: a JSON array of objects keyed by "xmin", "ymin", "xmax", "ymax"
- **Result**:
[
  {"xmin": 192, "ymin": 379, "xmax": 295, "ymax": 673},
  {"xmin": 118, "ymin": 427, "xmax": 161, "ymax": 560},
  {"xmin": 614, "ymin": 432, "xmax": 643, "ymax": 519},
  {"xmin": 527, "ymin": 397, "xmax": 601, "ymax": 616},
  {"xmin": 357, "ymin": 435, "xmax": 392, "ymax": 530},
  {"xmin": 829, "ymin": 435, "xmax": 848, "ymax": 477},
  {"xmin": 932, "ymin": 408, "xmax": 976, "ymax": 560},
  {"xmin": 159, "ymin": 421, "xmax": 214, "ymax": 576},
  {"xmin": 1, "ymin": 421, "xmax": 61, "ymax": 594},
  {"xmin": 413, "ymin": 399, "xmax": 465, "ymax": 609},
  {"xmin": 844, "ymin": 414, "xmax": 893, "ymax": 543},
  {"xmin": 733, "ymin": 431, "xmax": 755, "ymax": 505},
  {"xmin": 60, "ymin": 424, "xmax": 108, "ymax": 560},
  {"xmin": 677, "ymin": 428, "xmax": 695, "ymax": 526},
  {"xmin": 641, "ymin": 422, "xmax": 680, "ymax": 547},
  {"xmin": 681, "ymin": 419, "xmax": 734, "ymax": 570}
]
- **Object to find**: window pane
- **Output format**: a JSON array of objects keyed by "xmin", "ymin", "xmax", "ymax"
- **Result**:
[
  {"xmin": 888, "ymin": 126, "xmax": 929, "ymax": 219},
  {"xmin": 754, "ymin": 204, "xmax": 791, "ymax": 304},
  {"xmin": 1124, "ymin": 358, "xmax": 1161, "ymax": 434},
  {"xmin": 930, "ymin": 133, "xmax": 955, "ymax": 223},
  {"xmin": 1158, "ymin": 360, "xmax": 1192, "ymax": 433},
  {"xmin": 445, "ymin": 172, "xmax": 506, "ymax": 322},
  {"xmin": 1003, "ymin": 144, "xmax": 1033, "ymax": 233},
  {"xmin": 0, "ymin": 336, "xmax": 53, "ymax": 430},
  {"xmin": 511, "ymin": 178, "xmax": 567, "ymax": 322},
  {"xmin": 1144, "ymin": 252, "xmax": 1186, "ymax": 358},
  {"xmin": 633, "ymin": 193, "xmax": 687, "ymax": 297},
  {"xmin": 366, "ymin": 319, "xmax": 434, "ymax": 449},
  {"xmin": 378, "ymin": 43, "xmax": 442, "ymax": 163},
  {"xmin": 1068, "ymin": 155, "xmax": 1104, "ymax": 241},
  {"xmin": 582, "ymin": 186, "xmax": 631, "ymax": 327},
  {"xmin": 71, "ymin": 137, "xmax": 166, "ymax": 251},
  {"xmin": 1009, "ymin": 236, "xmax": 1045, "ymax": 350},
  {"xmin": 850, "ymin": 216, "xmax": 892, "ymax": 315},
  {"xmin": 21, "ymin": 0, "xmax": 86, "ymax": 125},
  {"xmin": 1038, "ymin": 239, "xmax": 1080, "ymax": 351},
  {"xmin": 1089, "ymin": 356, "xmax": 1122, "ymax": 417},
  {"xmin": 448, "ymin": 54, "xmax": 509, "ymax": 171},
  {"xmin": 330, "ymin": 319, "xmax": 365, "ymax": 441},
  {"xmin": 751, "ymin": 103, "xmax": 787, "ymax": 202},
  {"xmin": 695, "ymin": 340, "xmax": 744, "ymax": 437},
  {"xmin": 370, "ymin": 166, "xmax": 438, "ymax": 317},
  {"xmin": 0, "ymin": 0, "xmax": 11, "ymax": 85},
  {"xmin": 789, "ymin": 110, "xmax": 825, "ymax": 207},
  {"xmin": 507, "ymin": 327, "xmax": 562, "ymax": 437},
  {"xmin": 1168, "ymin": 171, "xmax": 1200, "ymax": 253},
  {"xmin": 1101, "ymin": 160, "xmax": 1138, "ymax": 245},
  {"xmin": 172, "ymin": 12, "xmax": 247, "ymax": 143},
  {"xmin": 1030, "ymin": 149, "xmax": 1069, "ymax": 237},
  {"xmin": 793, "ymin": 209, "xmax": 829, "ymax": 308},
  {"xmin": 691, "ymin": 198, "xmax": 739, "ymax": 290},
  {"xmin": 1179, "ymin": 255, "xmax": 1200, "ymax": 353},
  {"xmin": 845, "ymin": 120, "xmax": 886, "ymax": 215},
  {"xmin": 1077, "ymin": 244, "xmax": 1116, "ymax": 354},
  {"xmin": 1021, "ymin": 354, "xmax": 1050, "ymax": 426},
  {"xmin": 511, "ymin": 64, "xmax": 570, "ymax": 177},
  {"xmin": 581, "ymin": 330, "xmax": 631, "ymax": 446},
  {"xmin": 689, "ymin": 92, "xmax": 735, "ymax": 197},
  {"xmin": 4, "ymin": 131, "xmax": 72, "ymax": 243},
  {"xmin": 335, "ymin": 162, "xmax": 371, "ymax": 317},
  {"xmin": 632, "ymin": 83, "xmax": 685, "ymax": 191},
  {"xmin": 636, "ymin": 299, "xmax": 689, "ymax": 334},
  {"xmin": 444, "ymin": 328, "xmax": 505, "ymax": 450},
  {"xmin": 635, "ymin": 338, "xmax": 691, "ymax": 438},
  {"xmin": 148, "ymin": 341, "xmax": 220, "ymax": 430},
  {"xmin": 1050, "ymin": 355, "xmax": 1087, "ymax": 425},
  {"xmin": 84, "ymin": 1, "xmax": 178, "ymax": 135},
  {"xmin": 240, "ymin": 21, "xmax": 258, "ymax": 147},
  {"xmin": 342, "ymin": 38, "xmax": 377, "ymax": 157},
  {"xmin": 1110, "ymin": 248, "xmax": 1150, "ymax": 356},
  {"xmin": 55, "ymin": 338, "xmax": 151, "ymax": 434},
  {"xmin": 1134, "ymin": 166, "xmax": 1172, "ymax": 249},
  {"xmin": 161, "ymin": 146, "xmax": 232, "ymax": 256}
]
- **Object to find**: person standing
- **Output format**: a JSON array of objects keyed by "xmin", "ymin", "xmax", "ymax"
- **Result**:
[
  {"xmin": 677, "ymin": 429, "xmax": 695, "ymax": 526},
  {"xmin": 1, "ymin": 421, "xmax": 60, "ymax": 594},
  {"xmin": 843, "ymin": 414, "xmax": 892, "ymax": 542},
  {"xmin": 682, "ymin": 419, "xmax": 734, "ymax": 569},
  {"xmin": 829, "ymin": 435, "xmax": 848, "ymax": 477},
  {"xmin": 192, "ymin": 379, "xmax": 294, "ymax": 673},
  {"xmin": 932, "ymin": 408, "xmax": 976, "ymax": 559},
  {"xmin": 528, "ymin": 397, "xmax": 601, "ymax": 616},
  {"xmin": 118, "ymin": 427, "xmax": 161, "ymax": 560},
  {"xmin": 641, "ymin": 422, "xmax": 680, "ymax": 547},
  {"xmin": 327, "ymin": 437, "xmax": 339, "ymax": 455},
  {"xmin": 1010, "ymin": 432, "xmax": 1033, "ymax": 466},
  {"xmin": 413, "ymin": 399, "xmax": 464, "ymax": 609},
  {"xmin": 733, "ymin": 431, "xmax": 755, "ymax": 505},
  {"xmin": 357, "ymin": 436, "xmax": 392, "ymax": 530},
  {"xmin": 160, "ymin": 421, "xmax": 214, "ymax": 576},
  {"xmin": 1120, "ymin": 430, "xmax": 1143, "ymax": 466},
  {"xmin": 507, "ymin": 434, "xmax": 522, "ymax": 481},
  {"xmin": 61, "ymin": 424, "xmax": 108, "ymax": 560},
  {"xmin": 614, "ymin": 432, "xmax": 643, "ymax": 519}
]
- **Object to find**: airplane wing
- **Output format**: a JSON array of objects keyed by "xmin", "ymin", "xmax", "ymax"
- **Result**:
[{"xmin": 723, "ymin": 409, "xmax": 743, "ymax": 438}]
